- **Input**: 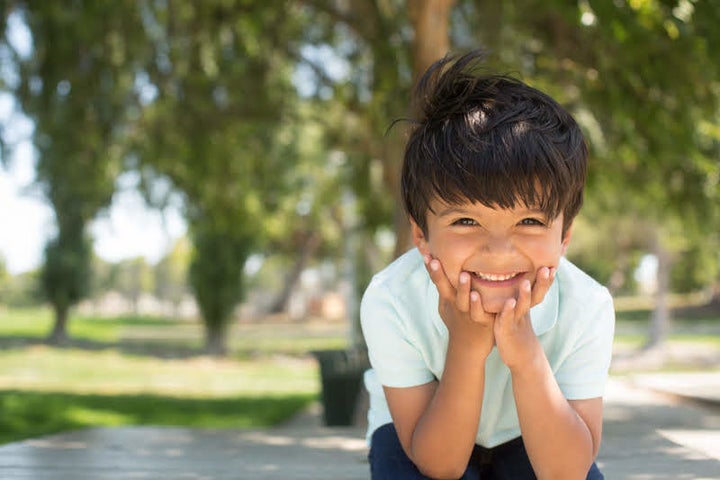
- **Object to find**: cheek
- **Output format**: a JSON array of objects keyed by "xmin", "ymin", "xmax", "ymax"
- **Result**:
[
  {"xmin": 427, "ymin": 240, "xmax": 475, "ymax": 287},
  {"xmin": 523, "ymin": 237, "xmax": 565, "ymax": 265}
]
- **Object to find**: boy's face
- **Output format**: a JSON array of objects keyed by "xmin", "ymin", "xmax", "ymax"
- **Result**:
[{"xmin": 411, "ymin": 198, "xmax": 571, "ymax": 314}]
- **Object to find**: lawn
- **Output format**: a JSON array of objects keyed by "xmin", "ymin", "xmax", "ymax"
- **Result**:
[
  {"xmin": 613, "ymin": 308, "xmax": 720, "ymax": 349},
  {"xmin": 0, "ymin": 307, "xmax": 349, "ymax": 445}
]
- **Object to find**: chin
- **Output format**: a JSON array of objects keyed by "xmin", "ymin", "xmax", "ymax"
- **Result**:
[{"xmin": 480, "ymin": 297, "xmax": 507, "ymax": 314}]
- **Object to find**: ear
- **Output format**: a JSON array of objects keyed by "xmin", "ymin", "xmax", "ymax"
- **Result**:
[
  {"xmin": 560, "ymin": 223, "xmax": 573, "ymax": 256},
  {"xmin": 410, "ymin": 219, "xmax": 430, "ymax": 256}
]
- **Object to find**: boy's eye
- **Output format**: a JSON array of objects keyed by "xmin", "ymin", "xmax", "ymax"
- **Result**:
[
  {"xmin": 453, "ymin": 218, "xmax": 478, "ymax": 226},
  {"xmin": 519, "ymin": 217, "xmax": 545, "ymax": 226}
]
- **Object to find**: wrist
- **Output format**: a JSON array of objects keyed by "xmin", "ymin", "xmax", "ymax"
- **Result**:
[
  {"xmin": 507, "ymin": 342, "xmax": 546, "ymax": 377},
  {"xmin": 447, "ymin": 330, "xmax": 494, "ymax": 360}
]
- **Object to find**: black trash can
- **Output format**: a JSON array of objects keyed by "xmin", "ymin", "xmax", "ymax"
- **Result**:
[{"xmin": 312, "ymin": 349, "xmax": 370, "ymax": 426}]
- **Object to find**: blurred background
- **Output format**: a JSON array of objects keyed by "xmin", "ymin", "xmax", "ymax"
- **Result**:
[{"xmin": 0, "ymin": 0, "xmax": 718, "ymax": 446}]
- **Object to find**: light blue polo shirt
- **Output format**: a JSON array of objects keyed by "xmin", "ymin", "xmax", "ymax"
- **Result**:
[{"xmin": 360, "ymin": 248, "xmax": 615, "ymax": 448}]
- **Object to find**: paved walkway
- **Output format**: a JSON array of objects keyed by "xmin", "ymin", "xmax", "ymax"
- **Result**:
[
  {"xmin": 0, "ymin": 374, "xmax": 719, "ymax": 479},
  {"xmin": 599, "ymin": 374, "xmax": 720, "ymax": 479}
]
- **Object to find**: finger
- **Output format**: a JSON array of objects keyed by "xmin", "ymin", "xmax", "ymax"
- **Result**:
[
  {"xmin": 424, "ymin": 255, "xmax": 455, "ymax": 300},
  {"xmin": 469, "ymin": 290, "xmax": 493, "ymax": 326},
  {"xmin": 456, "ymin": 271, "xmax": 471, "ymax": 312},
  {"xmin": 515, "ymin": 279, "xmax": 532, "ymax": 319},
  {"xmin": 530, "ymin": 266, "xmax": 554, "ymax": 307},
  {"xmin": 494, "ymin": 296, "xmax": 517, "ymax": 332}
]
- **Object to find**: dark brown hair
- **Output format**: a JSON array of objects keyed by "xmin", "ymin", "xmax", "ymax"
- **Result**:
[{"xmin": 401, "ymin": 50, "xmax": 587, "ymax": 237}]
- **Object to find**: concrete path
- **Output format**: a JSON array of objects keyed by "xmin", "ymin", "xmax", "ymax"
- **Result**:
[
  {"xmin": 598, "ymin": 375, "xmax": 720, "ymax": 479},
  {"xmin": 1, "ymin": 375, "xmax": 719, "ymax": 479}
]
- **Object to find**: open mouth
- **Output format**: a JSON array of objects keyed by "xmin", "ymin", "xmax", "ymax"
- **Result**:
[{"xmin": 471, "ymin": 271, "xmax": 522, "ymax": 282}]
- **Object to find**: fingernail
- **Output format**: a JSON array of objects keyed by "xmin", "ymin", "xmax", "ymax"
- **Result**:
[
  {"xmin": 459, "ymin": 272, "xmax": 469, "ymax": 284},
  {"xmin": 508, "ymin": 298, "xmax": 517, "ymax": 309},
  {"xmin": 430, "ymin": 259, "xmax": 439, "ymax": 271},
  {"xmin": 423, "ymin": 254, "xmax": 431, "ymax": 265},
  {"xmin": 524, "ymin": 280, "xmax": 531, "ymax": 292},
  {"xmin": 470, "ymin": 291, "xmax": 479, "ymax": 302}
]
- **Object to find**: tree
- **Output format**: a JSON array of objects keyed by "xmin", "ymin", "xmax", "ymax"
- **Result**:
[
  {"xmin": 2, "ymin": 2, "xmax": 148, "ymax": 344},
  {"xmin": 134, "ymin": 1, "xmax": 302, "ymax": 355}
]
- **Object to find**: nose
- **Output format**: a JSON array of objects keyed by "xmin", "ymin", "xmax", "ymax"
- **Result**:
[{"xmin": 479, "ymin": 233, "xmax": 514, "ymax": 256}]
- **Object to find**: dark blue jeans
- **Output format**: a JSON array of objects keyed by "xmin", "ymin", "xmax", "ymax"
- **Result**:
[{"xmin": 369, "ymin": 423, "xmax": 604, "ymax": 479}]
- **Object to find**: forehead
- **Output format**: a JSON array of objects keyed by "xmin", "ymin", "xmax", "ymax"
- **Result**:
[{"xmin": 428, "ymin": 197, "xmax": 547, "ymax": 218}]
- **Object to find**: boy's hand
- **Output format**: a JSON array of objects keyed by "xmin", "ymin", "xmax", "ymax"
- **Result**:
[
  {"xmin": 493, "ymin": 267, "xmax": 555, "ymax": 370},
  {"xmin": 424, "ymin": 255, "xmax": 495, "ymax": 357}
]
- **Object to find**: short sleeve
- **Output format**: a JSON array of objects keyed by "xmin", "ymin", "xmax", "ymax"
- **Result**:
[
  {"xmin": 554, "ymin": 287, "xmax": 615, "ymax": 400},
  {"xmin": 360, "ymin": 278, "xmax": 436, "ymax": 388}
]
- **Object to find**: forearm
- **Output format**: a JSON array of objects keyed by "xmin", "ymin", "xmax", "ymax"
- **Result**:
[
  {"xmin": 511, "ymin": 350, "xmax": 595, "ymax": 480},
  {"xmin": 409, "ymin": 337, "xmax": 488, "ymax": 479}
]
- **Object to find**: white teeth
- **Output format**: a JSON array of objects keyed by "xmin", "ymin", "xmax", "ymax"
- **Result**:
[{"xmin": 474, "ymin": 272, "xmax": 518, "ymax": 282}]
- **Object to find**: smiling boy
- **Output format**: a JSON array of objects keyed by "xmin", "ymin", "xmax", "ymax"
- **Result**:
[{"xmin": 360, "ymin": 50, "xmax": 615, "ymax": 479}]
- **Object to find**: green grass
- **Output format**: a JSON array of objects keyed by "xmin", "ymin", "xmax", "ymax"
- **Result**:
[
  {"xmin": 0, "ymin": 307, "xmax": 349, "ymax": 355},
  {"xmin": 0, "ymin": 390, "xmax": 314, "ymax": 445},
  {"xmin": 0, "ymin": 307, "xmax": 351, "ymax": 445},
  {"xmin": 0, "ymin": 347, "xmax": 319, "ymax": 396},
  {"xmin": 0, "ymin": 345, "xmax": 322, "ymax": 445}
]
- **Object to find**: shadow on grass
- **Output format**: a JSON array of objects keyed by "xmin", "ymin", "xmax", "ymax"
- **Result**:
[{"xmin": 0, "ymin": 389, "xmax": 316, "ymax": 445}]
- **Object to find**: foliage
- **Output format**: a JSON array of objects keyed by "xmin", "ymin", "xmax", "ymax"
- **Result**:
[
  {"xmin": 41, "ymin": 231, "xmax": 91, "ymax": 315},
  {"xmin": 566, "ymin": 214, "xmax": 648, "ymax": 295},
  {"xmin": 0, "ymin": 270, "xmax": 41, "ymax": 308},
  {"xmin": 670, "ymin": 240, "xmax": 720, "ymax": 294}
]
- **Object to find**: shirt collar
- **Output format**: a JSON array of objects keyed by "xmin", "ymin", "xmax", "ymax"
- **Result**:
[{"xmin": 530, "ymin": 274, "xmax": 559, "ymax": 336}]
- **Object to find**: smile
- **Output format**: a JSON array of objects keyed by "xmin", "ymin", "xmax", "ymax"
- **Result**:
[{"xmin": 472, "ymin": 271, "xmax": 521, "ymax": 282}]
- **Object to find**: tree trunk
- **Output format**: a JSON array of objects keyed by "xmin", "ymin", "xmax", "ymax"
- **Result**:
[
  {"xmin": 205, "ymin": 323, "xmax": 228, "ymax": 357},
  {"xmin": 269, "ymin": 231, "xmax": 322, "ymax": 314},
  {"xmin": 389, "ymin": 0, "xmax": 456, "ymax": 259},
  {"xmin": 46, "ymin": 305, "xmax": 70, "ymax": 346},
  {"xmin": 646, "ymin": 239, "xmax": 671, "ymax": 349},
  {"xmin": 408, "ymin": 0, "xmax": 456, "ymax": 79}
]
